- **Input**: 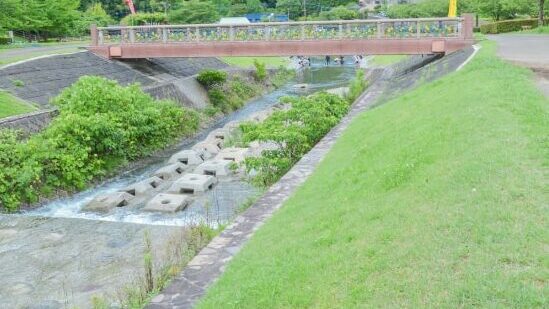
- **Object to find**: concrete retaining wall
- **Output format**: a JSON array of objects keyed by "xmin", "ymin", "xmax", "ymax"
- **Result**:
[{"xmin": 0, "ymin": 109, "xmax": 58, "ymax": 133}]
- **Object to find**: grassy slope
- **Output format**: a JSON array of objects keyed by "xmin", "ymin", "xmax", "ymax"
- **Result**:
[
  {"xmin": 520, "ymin": 25, "xmax": 549, "ymax": 34},
  {"xmin": 197, "ymin": 41, "xmax": 548, "ymax": 308},
  {"xmin": 221, "ymin": 56, "xmax": 289, "ymax": 68},
  {"xmin": 0, "ymin": 91, "xmax": 35, "ymax": 118},
  {"xmin": 0, "ymin": 47, "xmax": 81, "ymax": 66}
]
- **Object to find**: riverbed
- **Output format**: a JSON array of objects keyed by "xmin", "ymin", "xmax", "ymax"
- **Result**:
[{"xmin": 0, "ymin": 64, "xmax": 357, "ymax": 308}]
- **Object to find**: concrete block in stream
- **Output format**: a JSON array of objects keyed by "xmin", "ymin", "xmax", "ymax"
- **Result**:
[
  {"xmin": 168, "ymin": 150, "xmax": 205, "ymax": 165},
  {"xmin": 194, "ymin": 159, "xmax": 233, "ymax": 177},
  {"xmin": 153, "ymin": 163, "xmax": 188, "ymax": 180},
  {"xmin": 207, "ymin": 128, "xmax": 229, "ymax": 141},
  {"xmin": 121, "ymin": 176, "xmax": 164, "ymax": 196},
  {"xmin": 84, "ymin": 192, "xmax": 135, "ymax": 212},
  {"xmin": 215, "ymin": 147, "xmax": 250, "ymax": 163},
  {"xmin": 142, "ymin": 193, "xmax": 191, "ymax": 213},
  {"xmin": 192, "ymin": 141, "xmax": 222, "ymax": 157},
  {"xmin": 168, "ymin": 174, "xmax": 217, "ymax": 194}
]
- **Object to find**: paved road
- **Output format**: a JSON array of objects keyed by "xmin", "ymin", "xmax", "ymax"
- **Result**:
[{"xmin": 489, "ymin": 35, "xmax": 549, "ymax": 97}]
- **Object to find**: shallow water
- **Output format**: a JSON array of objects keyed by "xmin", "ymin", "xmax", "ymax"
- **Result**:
[{"xmin": 22, "ymin": 65, "xmax": 357, "ymax": 227}]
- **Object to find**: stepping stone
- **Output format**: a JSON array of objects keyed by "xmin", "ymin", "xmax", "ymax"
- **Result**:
[
  {"xmin": 168, "ymin": 150, "xmax": 205, "ymax": 165},
  {"xmin": 215, "ymin": 147, "xmax": 250, "ymax": 163},
  {"xmin": 194, "ymin": 159, "xmax": 233, "ymax": 176},
  {"xmin": 207, "ymin": 128, "xmax": 229, "ymax": 141},
  {"xmin": 168, "ymin": 173, "xmax": 217, "ymax": 194},
  {"xmin": 192, "ymin": 141, "xmax": 222, "ymax": 156},
  {"xmin": 223, "ymin": 121, "xmax": 240, "ymax": 131},
  {"xmin": 84, "ymin": 192, "xmax": 134, "ymax": 212},
  {"xmin": 121, "ymin": 176, "xmax": 163, "ymax": 196},
  {"xmin": 142, "ymin": 193, "xmax": 191, "ymax": 213},
  {"xmin": 153, "ymin": 163, "xmax": 188, "ymax": 180}
]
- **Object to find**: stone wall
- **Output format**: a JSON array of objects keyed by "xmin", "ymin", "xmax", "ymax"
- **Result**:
[{"xmin": 0, "ymin": 109, "xmax": 58, "ymax": 134}]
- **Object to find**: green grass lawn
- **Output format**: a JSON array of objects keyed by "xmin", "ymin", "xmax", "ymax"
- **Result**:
[
  {"xmin": 197, "ymin": 41, "xmax": 548, "ymax": 308},
  {"xmin": 518, "ymin": 25, "xmax": 549, "ymax": 34},
  {"xmin": 0, "ymin": 91, "xmax": 36, "ymax": 118},
  {"xmin": 221, "ymin": 56, "xmax": 289, "ymax": 68},
  {"xmin": 0, "ymin": 47, "xmax": 82, "ymax": 66},
  {"xmin": 369, "ymin": 55, "xmax": 407, "ymax": 66}
]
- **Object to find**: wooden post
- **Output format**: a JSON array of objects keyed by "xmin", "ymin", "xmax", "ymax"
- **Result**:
[
  {"xmin": 377, "ymin": 22, "xmax": 382, "ymax": 38},
  {"xmin": 98, "ymin": 30, "xmax": 104, "ymax": 45},
  {"xmin": 338, "ymin": 23, "xmax": 343, "ymax": 39},
  {"xmin": 195, "ymin": 26, "xmax": 200, "ymax": 42},
  {"xmin": 416, "ymin": 21, "xmax": 421, "ymax": 38},
  {"xmin": 301, "ymin": 25, "xmax": 305, "ymax": 40},
  {"xmin": 229, "ymin": 26, "xmax": 234, "ymax": 41}
]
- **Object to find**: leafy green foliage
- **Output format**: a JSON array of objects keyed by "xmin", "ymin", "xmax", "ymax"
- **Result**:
[
  {"xmin": 0, "ymin": 76, "xmax": 198, "ymax": 211},
  {"xmin": 241, "ymin": 92, "xmax": 351, "ymax": 186},
  {"xmin": 120, "ymin": 12, "xmax": 168, "ymax": 26},
  {"xmin": 197, "ymin": 70, "xmax": 228, "ymax": 89},
  {"xmin": 253, "ymin": 60, "xmax": 267, "ymax": 82},
  {"xmin": 74, "ymin": 3, "xmax": 114, "ymax": 34},
  {"xmin": 319, "ymin": 6, "xmax": 359, "ymax": 20},
  {"xmin": 168, "ymin": 0, "xmax": 219, "ymax": 24},
  {"xmin": 346, "ymin": 69, "xmax": 367, "ymax": 103}
]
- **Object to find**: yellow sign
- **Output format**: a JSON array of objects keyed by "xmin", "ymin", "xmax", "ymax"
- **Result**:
[{"xmin": 448, "ymin": 0, "xmax": 457, "ymax": 17}]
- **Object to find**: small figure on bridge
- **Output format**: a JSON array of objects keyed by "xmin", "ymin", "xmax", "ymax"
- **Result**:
[
  {"xmin": 325, "ymin": 55, "xmax": 331, "ymax": 66},
  {"xmin": 340, "ymin": 56, "xmax": 344, "ymax": 65}
]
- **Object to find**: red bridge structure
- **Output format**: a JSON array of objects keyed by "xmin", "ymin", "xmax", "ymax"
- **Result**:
[{"xmin": 88, "ymin": 14, "xmax": 474, "ymax": 59}]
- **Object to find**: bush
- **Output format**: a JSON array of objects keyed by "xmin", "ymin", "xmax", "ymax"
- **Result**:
[
  {"xmin": 120, "ymin": 12, "xmax": 168, "ymax": 26},
  {"xmin": 0, "ymin": 76, "xmax": 198, "ymax": 211},
  {"xmin": 480, "ymin": 19, "xmax": 539, "ymax": 34},
  {"xmin": 207, "ymin": 88, "xmax": 229, "ymax": 112},
  {"xmin": 241, "ymin": 92, "xmax": 351, "ymax": 186},
  {"xmin": 0, "ymin": 37, "xmax": 10, "ymax": 45},
  {"xmin": 319, "ymin": 6, "xmax": 359, "ymax": 20},
  {"xmin": 197, "ymin": 70, "xmax": 228, "ymax": 89},
  {"xmin": 253, "ymin": 60, "xmax": 267, "ymax": 82},
  {"xmin": 346, "ymin": 69, "xmax": 368, "ymax": 103}
]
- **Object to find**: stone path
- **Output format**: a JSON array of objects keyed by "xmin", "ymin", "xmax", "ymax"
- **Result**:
[
  {"xmin": 147, "ymin": 49, "xmax": 475, "ymax": 308},
  {"xmin": 489, "ymin": 35, "xmax": 549, "ymax": 97}
]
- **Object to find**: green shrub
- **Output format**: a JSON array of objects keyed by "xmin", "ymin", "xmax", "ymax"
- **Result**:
[
  {"xmin": 253, "ymin": 60, "xmax": 267, "ymax": 82},
  {"xmin": 12, "ymin": 80, "xmax": 24, "ymax": 87},
  {"xmin": 241, "ymin": 92, "xmax": 351, "ymax": 186},
  {"xmin": 318, "ymin": 6, "xmax": 359, "ymax": 20},
  {"xmin": 207, "ymin": 88, "xmax": 229, "ymax": 112},
  {"xmin": 480, "ymin": 19, "xmax": 539, "ymax": 34},
  {"xmin": 0, "ymin": 37, "xmax": 10, "ymax": 45},
  {"xmin": 0, "ymin": 76, "xmax": 198, "ymax": 211},
  {"xmin": 197, "ymin": 70, "xmax": 228, "ymax": 89},
  {"xmin": 120, "ymin": 12, "xmax": 168, "ymax": 26},
  {"xmin": 346, "ymin": 69, "xmax": 368, "ymax": 103}
]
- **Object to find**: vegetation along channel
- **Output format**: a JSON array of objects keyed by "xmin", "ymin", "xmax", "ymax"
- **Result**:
[
  {"xmin": 1, "ymin": 0, "xmax": 546, "ymax": 308},
  {"xmin": 0, "ymin": 59, "xmax": 365, "ymax": 307}
]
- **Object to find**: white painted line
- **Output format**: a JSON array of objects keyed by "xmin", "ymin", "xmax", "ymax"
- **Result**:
[{"xmin": 457, "ymin": 44, "xmax": 481, "ymax": 71}]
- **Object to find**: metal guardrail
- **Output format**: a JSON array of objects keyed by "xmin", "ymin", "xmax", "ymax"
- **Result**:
[{"xmin": 92, "ymin": 18, "xmax": 466, "ymax": 46}]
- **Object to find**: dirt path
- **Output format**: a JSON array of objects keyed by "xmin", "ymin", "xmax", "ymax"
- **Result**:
[{"xmin": 489, "ymin": 35, "xmax": 549, "ymax": 97}]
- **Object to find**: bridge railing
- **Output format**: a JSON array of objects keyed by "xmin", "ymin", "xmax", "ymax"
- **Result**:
[{"xmin": 92, "ymin": 18, "xmax": 468, "ymax": 46}]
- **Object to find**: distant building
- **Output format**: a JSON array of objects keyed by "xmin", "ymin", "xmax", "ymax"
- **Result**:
[
  {"xmin": 218, "ymin": 17, "xmax": 251, "ymax": 25},
  {"xmin": 245, "ymin": 13, "xmax": 289, "ymax": 23}
]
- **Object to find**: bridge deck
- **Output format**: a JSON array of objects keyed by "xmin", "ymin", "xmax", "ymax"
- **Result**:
[{"xmin": 88, "ymin": 15, "xmax": 474, "ymax": 59}]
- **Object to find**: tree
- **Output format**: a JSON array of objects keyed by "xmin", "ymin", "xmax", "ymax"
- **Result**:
[
  {"xmin": 319, "ymin": 6, "xmax": 359, "ymax": 20},
  {"xmin": 0, "ymin": 0, "xmax": 23, "ymax": 31},
  {"xmin": 168, "ymin": 0, "xmax": 220, "ymax": 24},
  {"xmin": 540, "ymin": 0, "xmax": 545, "ymax": 26},
  {"xmin": 475, "ymin": 0, "xmax": 534, "ymax": 21}
]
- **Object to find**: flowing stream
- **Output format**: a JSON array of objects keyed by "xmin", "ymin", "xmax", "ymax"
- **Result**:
[{"xmin": 21, "ymin": 65, "xmax": 357, "ymax": 227}]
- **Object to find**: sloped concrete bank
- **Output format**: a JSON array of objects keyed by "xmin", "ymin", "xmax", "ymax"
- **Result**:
[{"xmin": 148, "ymin": 47, "xmax": 475, "ymax": 308}]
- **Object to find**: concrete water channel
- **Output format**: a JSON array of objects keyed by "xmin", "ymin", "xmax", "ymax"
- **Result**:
[{"xmin": 0, "ymin": 64, "xmax": 357, "ymax": 308}]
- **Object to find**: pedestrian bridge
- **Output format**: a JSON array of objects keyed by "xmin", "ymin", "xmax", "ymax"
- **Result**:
[{"xmin": 88, "ymin": 15, "xmax": 474, "ymax": 59}]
